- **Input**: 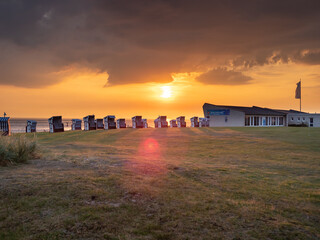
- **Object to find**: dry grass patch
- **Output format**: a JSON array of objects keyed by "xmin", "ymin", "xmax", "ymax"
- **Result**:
[{"xmin": 0, "ymin": 135, "xmax": 39, "ymax": 166}]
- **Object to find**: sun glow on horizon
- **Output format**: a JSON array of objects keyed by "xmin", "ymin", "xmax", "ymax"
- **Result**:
[
  {"xmin": 1, "ymin": 64, "xmax": 320, "ymax": 119},
  {"xmin": 161, "ymin": 86, "xmax": 172, "ymax": 98}
]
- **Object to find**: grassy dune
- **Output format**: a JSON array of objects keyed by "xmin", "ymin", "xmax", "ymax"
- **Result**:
[{"xmin": 0, "ymin": 127, "xmax": 319, "ymax": 239}]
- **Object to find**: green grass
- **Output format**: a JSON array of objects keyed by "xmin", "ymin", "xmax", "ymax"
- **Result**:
[
  {"xmin": 0, "ymin": 135, "xmax": 38, "ymax": 166},
  {"xmin": 0, "ymin": 127, "xmax": 319, "ymax": 239}
]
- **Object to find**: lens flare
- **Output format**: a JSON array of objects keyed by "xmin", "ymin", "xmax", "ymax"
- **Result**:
[
  {"xmin": 140, "ymin": 138, "xmax": 159, "ymax": 156},
  {"xmin": 124, "ymin": 137, "xmax": 167, "ymax": 176}
]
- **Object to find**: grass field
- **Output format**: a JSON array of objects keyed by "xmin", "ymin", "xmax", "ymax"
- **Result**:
[{"xmin": 0, "ymin": 127, "xmax": 319, "ymax": 239}]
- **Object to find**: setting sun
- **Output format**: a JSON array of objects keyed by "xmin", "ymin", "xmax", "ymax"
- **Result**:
[{"xmin": 161, "ymin": 86, "xmax": 172, "ymax": 98}]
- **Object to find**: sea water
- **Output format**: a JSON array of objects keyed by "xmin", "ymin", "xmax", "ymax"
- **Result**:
[{"xmin": 10, "ymin": 118, "xmax": 73, "ymax": 133}]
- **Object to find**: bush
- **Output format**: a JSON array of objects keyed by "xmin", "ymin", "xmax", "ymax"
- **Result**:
[{"xmin": 0, "ymin": 135, "xmax": 38, "ymax": 166}]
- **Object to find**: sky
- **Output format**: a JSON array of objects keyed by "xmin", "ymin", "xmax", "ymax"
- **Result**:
[{"xmin": 1, "ymin": 0, "xmax": 320, "ymax": 119}]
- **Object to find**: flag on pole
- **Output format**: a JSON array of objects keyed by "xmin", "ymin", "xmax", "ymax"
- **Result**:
[{"xmin": 295, "ymin": 81, "xmax": 301, "ymax": 99}]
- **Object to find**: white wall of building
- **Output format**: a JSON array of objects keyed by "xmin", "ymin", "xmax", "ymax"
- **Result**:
[
  {"xmin": 308, "ymin": 114, "xmax": 320, "ymax": 127},
  {"xmin": 286, "ymin": 113, "xmax": 320, "ymax": 127},
  {"xmin": 287, "ymin": 113, "xmax": 309, "ymax": 126},
  {"xmin": 209, "ymin": 109, "xmax": 245, "ymax": 127},
  {"xmin": 204, "ymin": 103, "xmax": 320, "ymax": 127}
]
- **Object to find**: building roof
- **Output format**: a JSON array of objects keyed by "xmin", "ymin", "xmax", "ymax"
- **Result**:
[
  {"xmin": 274, "ymin": 109, "xmax": 308, "ymax": 114},
  {"xmin": 203, "ymin": 103, "xmax": 287, "ymax": 116}
]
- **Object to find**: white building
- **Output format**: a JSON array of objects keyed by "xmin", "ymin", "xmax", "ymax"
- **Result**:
[
  {"xmin": 203, "ymin": 103, "xmax": 320, "ymax": 127},
  {"xmin": 276, "ymin": 110, "xmax": 320, "ymax": 127}
]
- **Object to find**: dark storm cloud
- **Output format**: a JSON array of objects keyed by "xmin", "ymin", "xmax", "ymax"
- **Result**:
[
  {"xmin": 0, "ymin": 0, "xmax": 319, "ymax": 87},
  {"xmin": 295, "ymin": 51, "xmax": 320, "ymax": 65},
  {"xmin": 196, "ymin": 68, "xmax": 252, "ymax": 85}
]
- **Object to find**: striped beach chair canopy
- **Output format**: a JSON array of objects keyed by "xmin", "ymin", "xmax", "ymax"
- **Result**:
[{"xmin": 0, "ymin": 117, "xmax": 10, "ymax": 121}]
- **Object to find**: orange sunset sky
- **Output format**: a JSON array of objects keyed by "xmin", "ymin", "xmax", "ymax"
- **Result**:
[{"xmin": 1, "ymin": 0, "xmax": 319, "ymax": 119}]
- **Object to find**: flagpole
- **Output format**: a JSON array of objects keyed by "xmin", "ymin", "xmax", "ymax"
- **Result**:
[{"xmin": 300, "ymin": 78, "xmax": 302, "ymax": 112}]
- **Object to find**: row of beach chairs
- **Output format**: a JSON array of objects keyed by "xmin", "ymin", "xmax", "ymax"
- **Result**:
[
  {"xmin": 0, "ymin": 115, "xmax": 209, "ymax": 134},
  {"xmin": 81, "ymin": 115, "xmax": 122, "ymax": 131},
  {"xmin": 48, "ymin": 115, "xmax": 141, "ymax": 133},
  {"xmin": 47, "ymin": 115, "xmax": 209, "ymax": 133}
]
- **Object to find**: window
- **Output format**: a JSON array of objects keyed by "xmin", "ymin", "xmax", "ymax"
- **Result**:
[
  {"xmin": 272, "ymin": 117, "xmax": 276, "ymax": 126},
  {"xmin": 291, "ymin": 117, "xmax": 294, "ymax": 121},
  {"xmin": 310, "ymin": 118, "xmax": 314, "ymax": 127},
  {"xmin": 245, "ymin": 116, "xmax": 250, "ymax": 126},
  {"xmin": 298, "ymin": 117, "xmax": 300, "ymax": 121},
  {"xmin": 279, "ymin": 117, "xmax": 284, "ymax": 126},
  {"xmin": 303, "ymin": 117, "xmax": 305, "ymax": 121},
  {"xmin": 254, "ymin": 117, "xmax": 259, "ymax": 126}
]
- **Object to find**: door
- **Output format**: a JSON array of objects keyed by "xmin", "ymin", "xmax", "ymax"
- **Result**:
[{"xmin": 310, "ymin": 118, "xmax": 314, "ymax": 127}]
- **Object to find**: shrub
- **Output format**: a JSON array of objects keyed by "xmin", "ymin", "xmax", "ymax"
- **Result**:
[{"xmin": 0, "ymin": 135, "xmax": 38, "ymax": 166}]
